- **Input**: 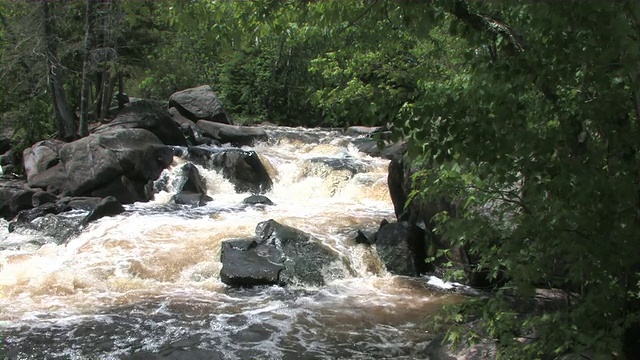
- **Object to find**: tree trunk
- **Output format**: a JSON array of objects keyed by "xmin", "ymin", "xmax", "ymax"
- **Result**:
[
  {"xmin": 43, "ymin": 1, "xmax": 77, "ymax": 141},
  {"xmin": 79, "ymin": 0, "xmax": 96, "ymax": 137},
  {"xmin": 99, "ymin": 70, "xmax": 112, "ymax": 122},
  {"xmin": 117, "ymin": 74, "xmax": 126, "ymax": 109}
]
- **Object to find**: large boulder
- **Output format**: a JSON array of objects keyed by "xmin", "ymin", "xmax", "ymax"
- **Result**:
[
  {"xmin": 354, "ymin": 139, "xmax": 406, "ymax": 160},
  {"xmin": 374, "ymin": 221, "xmax": 428, "ymax": 276},
  {"xmin": 94, "ymin": 101, "xmax": 188, "ymax": 146},
  {"xmin": 196, "ymin": 120, "xmax": 268, "ymax": 147},
  {"xmin": 179, "ymin": 163, "xmax": 207, "ymax": 194},
  {"xmin": 0, "ymin": 179, "xmax": 36, "ymax": 220},
  {"xmin": 170, "ymin": 163, "xmax": 212, "ymax": 207},
  {"xmin": 22, "ymin": 139, "xmax": 66, "ymax": 187},
  {"xmin": 387, "ymin": 151, "xmax": 482, "ymax": 285},
  {"xmin": 220, "ymin": 239, "xmax": 285, "ymax": 286},
  {"xmin": 255, "ymin": 219, "xmax": 351, "ymax": 286},
  {"xmin": 57, "ymin": 128, "xmax": 173, "ymax": 201},
  {"xmin": 82, "ymin": 196, "xmax": 125, "ymax": 226},
  {"xmin": 169, "ymin": 85, "xmax": 232, "ymax": 124},
  {"xmin": 210, "ymin": 150, "xmax": 272, "ymax": 194},
  {"xmin": 90, "ymin": 175, "xmax": 153, "ymax": 204},
  {"xmin": 186, "ymin": 147, "xmax": 272, "ymax": 194},
  {"xmin": 220, "ymin": 220, "xmax": 351, "ymax": 287}
]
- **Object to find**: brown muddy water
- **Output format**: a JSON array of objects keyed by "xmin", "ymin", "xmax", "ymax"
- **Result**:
[{"xmin": 0, "ymin": 127, "xmax": 462, "ymax": 359}]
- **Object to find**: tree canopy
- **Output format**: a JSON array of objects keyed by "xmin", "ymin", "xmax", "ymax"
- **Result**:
[{"xmin": 1, "ymin": 0, "xmax": 640, "ymax": 358}]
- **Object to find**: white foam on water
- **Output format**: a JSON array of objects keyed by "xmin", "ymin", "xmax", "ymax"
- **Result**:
[{"xmin": 0, "ymin": 126, "xmax": 458, "ymax": 359}]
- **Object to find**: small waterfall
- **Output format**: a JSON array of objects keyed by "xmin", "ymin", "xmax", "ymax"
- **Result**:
[{"xmin": 0, "ymin": 126, "xmax": 459, "ymax": 359}]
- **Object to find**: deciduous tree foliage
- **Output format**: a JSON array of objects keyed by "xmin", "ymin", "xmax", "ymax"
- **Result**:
[{"xmin": 400, "ymin": 2, "xmax": 640, "ymax": 359}]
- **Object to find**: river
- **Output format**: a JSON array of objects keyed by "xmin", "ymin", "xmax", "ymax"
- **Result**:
[{"xmin": 0, "ymin": 126, "xmax": 459, "ymax": 359}]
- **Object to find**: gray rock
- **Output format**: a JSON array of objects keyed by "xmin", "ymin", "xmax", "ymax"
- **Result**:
[
  {"xmin": 14, "ymin": 202, "xmax": 70, "ymax": 223},
  {"xmin": 374, "ymin": 221, "xmax": 426, "ymax": 276},
  {"xmin": 8, "ymin": 213, "xmax": 81, "ymax": 245},
  {"xmin": 170, "ymin": 163, "xmax": 212, "ymax": 207},
  {"xmin": 173, "ymin": 192, "xmax": 212, "ymax": 207},
  {"xmin": 345, "ymin": 126, "xmax": 384, "ymax": 137},
  {"xmin": 58, "ymin": 128, "xmax": 173, "ymax": 200},
  {"xmin": 206, "ymin": 149, "xmax": 272, "ymax": 194},
  {"xmin": 196, "ymin": 120, "xmax": 267, "ymax": 147},
  {"xmin": 220, "ymin": 220, "xmax": 352, "ymax": 287},
  {"xmin": 32, "ymin": 191, "xmax": 58, "ymax": 207},
  {"xmin": 220, "ymin": 239, "xmax": 284, "ymax": 286},
  {"xmin": 95, "ymin": 101, "xmax": 188, "ymax": 146},
  {"xmin": 22, "ymin": 139, "xmax": 65, "ymax": 185},
  {"xmin": 242, "ymin": 195, "xmax": 274, "ymax": 206},
  {"xmin": 255, "ymin": 219, "xmax": 350, "ymax": 286},
  {"xmin": 82, "ymin": 196, "xmax": 125, "ymax": 225},
  {"xmin": 169, "ymin": 85, "xmax": 232, "ymax": 124}
]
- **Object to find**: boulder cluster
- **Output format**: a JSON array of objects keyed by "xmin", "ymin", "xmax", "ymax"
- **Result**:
[
  {"xmin": 0, "ymin": 85, "xmax": 271, "ymax": 235},
  {"xmin": 1, "ymin": 84, "xmax": 479, "ymax": 291}
]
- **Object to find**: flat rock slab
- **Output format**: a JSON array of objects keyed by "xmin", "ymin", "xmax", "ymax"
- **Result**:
[{"xmin": 220, "ymin": 239, "xmax": 284, "ymax": 286}]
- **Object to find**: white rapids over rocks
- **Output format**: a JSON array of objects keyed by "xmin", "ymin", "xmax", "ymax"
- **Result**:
[{"xmin": 0, "ymin": 126, "xmax": 460, "ymax": 359}]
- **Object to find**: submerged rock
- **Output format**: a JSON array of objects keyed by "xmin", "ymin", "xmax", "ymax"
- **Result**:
[
  {"xmin": 421, "ymin": 333, "xmax": 497, "ymax": 360},
  {"xmin": 8, "ymin": 213, "xmax": 82, "ymax": 245},
  {"xmin": 242, "ymin": 195, "xmax": 274, "ymax": 206},
  {"xmin": 173, "ymin": 192, "xmax": 213, "ymax": 207},
  {"xmin": 220, "ymin": 219, "xmax": 351, "ymax": 287}
]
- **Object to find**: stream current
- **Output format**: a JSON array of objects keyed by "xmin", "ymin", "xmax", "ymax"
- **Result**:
[{"xmin": 0, "ymin": 126, "xmax": 458, "ymax": 359}]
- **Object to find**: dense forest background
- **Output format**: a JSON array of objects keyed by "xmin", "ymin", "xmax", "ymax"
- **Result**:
[{"xmin": 2, "ymin": 1, "xmax": 640, "ymax": 359}]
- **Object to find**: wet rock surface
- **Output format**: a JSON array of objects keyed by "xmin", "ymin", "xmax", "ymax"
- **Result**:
[
  {"xmin": 374, "ymin": 221, "xmax": 427, "ymax": 276},
  {"xmin": 242, "ymin": 195, "xmax": 274, "ymax": 206},
  {"xmin": 221, "ymin": 219, "xmax": 351, "ymax": 287},
  {"xmin": 7, "ymin": 213, "xmax": 82, "ymax": 246},
  {"xmin": 82, "ymin": 196, "xmax": 125, "ymax": 225},
  {"xmin": 220, "ymin": 238, "xmax": 285, "ymax": 286},
  {"xmin": 169, "ymin": 163, "xmax": 212, "ymax": 207}
]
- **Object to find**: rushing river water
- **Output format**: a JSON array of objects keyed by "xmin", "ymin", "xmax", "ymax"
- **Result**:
[{"xmin": 0, "ymin": 127, "xmax": 459, "ymax": 359}]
